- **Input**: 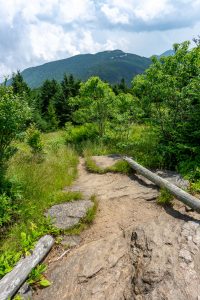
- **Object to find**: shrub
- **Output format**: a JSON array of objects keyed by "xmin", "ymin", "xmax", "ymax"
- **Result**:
[
  {"xmin": 26, "ymin": 124, "xmax": 43, "ymax": 154},
  {"xmin": 157, "ymin": 188, "xmax": 173, "ymax": 206},
  {"xmin": 0, "ymin": 86, "xmax": 30, "ymax": 190},
  {"xmin": 0, "ymin": 194, "xmax": 13, "ymax": 227},
  {"xmin": 65, "ymin": 122, "xmax": 98, "ymax": 144}
]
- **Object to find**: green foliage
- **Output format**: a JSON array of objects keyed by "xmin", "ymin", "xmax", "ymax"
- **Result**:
[
  {"xmin": 52, "ymin": 191, "xmax": 83, "ymax": 204},
  {"xmin": 69, "ymin": 77, "xmax": 115, "ymax": 137},
  {"xmin": 13, "ymin": 50, "xmax": 151, "ymax": 88},
  {"xmin": 11, "ymin": 71, "xmax": 30, "ymax": 96},
  {"xmin": 132, "ymin": 41, "xmax": 200, "ymax": 168},
  {"xmin": 28, "ymin": 263, "xmax": 51, "ymax": 287},
  {"xmin": 26, "ymin": 124, "xmax": 43, "ymax": 154},
  {"xmin": 85, "ymin": 157, "xmax": 105, "ymax": 174},
  {"xmin": 85, "ymin": 156, "xmax": 132, "ymax": 175},
  {"xmin": 47, "ymin": 101, "xmax": 59, "ymax": 130},
  {"xmin": 0, "ymin": 194, "xmax": 13, "ymax": 227},
  {"xmin": 0, "ymin": 132, "xmax": 78, "ymax": 277},
  {"xmin": 0, "ymin": 250, "xmax": 22, "ymax": 279},
  {"xmin": 64, "ymin": 194, "xmax": 98, "ymax": 235},
  {"xmin": 107, "ymin": 160, "xmax": 132, "ymax": 174},
  {"xmin": 157, "ymin": 188, "xmax": 173, "ymax": 206},
  {"xmin": 113, "ymin": 78, "xmax": 130, "ymax": 95},
  {"xmin": 0, "ymin": 85, "xmax": 31, "ymax": 190},
  {"xmin": 83, "ymin": 195, "xmax": 98, "ymax": 224},
  {"xmin": 65, "ymin": 122, "xmax": 98, "ymax": 144}
]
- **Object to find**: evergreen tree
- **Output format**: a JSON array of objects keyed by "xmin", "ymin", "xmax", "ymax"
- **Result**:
[
  {"xmin": 11, "ymin": 71, "xmax": 30, "ymax": 96},
  {"xmin": 47, "ymin": 101, "xmax": 59, "ymax": 130},
  {"xmin": 113, "ymin": 78, "xmax": 129, "ymax": 95},
  {"xmin": 39, "ymin": 79, "xmax": 60, "ymax": 115}
]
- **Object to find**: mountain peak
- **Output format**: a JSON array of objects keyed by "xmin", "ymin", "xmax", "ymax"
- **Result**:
[{"xmin": 11, "ymin": 50, "xmax": 152, "ymax": 88}]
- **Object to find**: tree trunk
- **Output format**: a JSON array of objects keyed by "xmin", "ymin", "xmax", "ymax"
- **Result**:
[
  {"xmin": 124, "ymin": 156, "xmax": 200, "ymax": 212},
  {"xmin": 0, "ymin": 235, "xmax": 54, "ymax": 300}
]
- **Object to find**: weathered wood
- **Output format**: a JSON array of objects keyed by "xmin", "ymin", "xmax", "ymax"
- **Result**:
[
  {"xmin": 0, "ymin": 235, "xmax": 54, "ymax": 300},
  {"xmin": 124, "ymin": 156, "xmax": 200, "ymax": 213}
]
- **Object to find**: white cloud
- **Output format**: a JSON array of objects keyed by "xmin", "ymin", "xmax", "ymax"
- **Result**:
[
  {"xmin": 29, "ymin": 22, "xmax": 79, "ymax": 61},
  {"xmin": 101, "ymin": 4, "xmax": 130, "ymax": 24},
  {"xmin": 57, "ymin": 0, "xmax": 95, "ymax": 23},
  {"xmin": 133, "ymin": 0, "xmax": 174, "ymax": 21},
  {"xmin": 0, "ymin": 0, "xmax": 199, "ymax": 79}
]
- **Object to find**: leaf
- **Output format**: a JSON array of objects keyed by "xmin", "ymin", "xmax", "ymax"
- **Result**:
[{"xmin": 39, "ymin": 279, "xmax": 51, "ymax": 287}]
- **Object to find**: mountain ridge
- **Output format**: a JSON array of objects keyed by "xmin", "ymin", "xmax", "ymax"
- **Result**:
[{"xmin": 9, "ymin": 49, "xmax": 174, "ymax": 88}]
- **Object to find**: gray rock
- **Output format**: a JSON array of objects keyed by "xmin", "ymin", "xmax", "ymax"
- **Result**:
[
  {"xmin": 46, "ymin": 200, "xmax": 94, "ymax": 229},
  {"xmin": 18, "ymin": 282, "xmax": 32, "ymax": 300},
  {"xmin": 61, "ymin": 235, "xmax": 81, "ymax": 247},
  {"xmin": 131, "ymin": 218, "xmax": 200, "ymax": 300},
  {"xmin": 33, "ymin": 233, "xmax": 134, "ymax": 300},
  {"xmin": 155, "ymin": 170, "xmax": 189, "ymax": 190}
]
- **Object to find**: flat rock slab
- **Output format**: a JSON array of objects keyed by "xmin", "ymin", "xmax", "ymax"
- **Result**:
[
  {"xmin": 61, "ymin": 235, "xmax": 81, "ymax": 247},
  {"xmin": 46, "ymin": 200, "xmax": 94, "ymax": 230},
  {"xmin": 92, "ymin": 155, "xmax": 121, "ymax": 169}
]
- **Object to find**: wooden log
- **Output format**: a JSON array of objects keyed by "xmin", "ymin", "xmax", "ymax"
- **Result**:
[
  {"xmin": 124, "ymin": 156, "xmax": 200, "ymax": 213},
  {"xmin": 0, "ymin": 235, "xmax": 54, "ymax": 300}
]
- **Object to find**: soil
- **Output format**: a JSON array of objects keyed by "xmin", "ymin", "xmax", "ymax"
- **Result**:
[{"xmin": 32, "ymin": 156, "xmax": 200, "ymax": 300}]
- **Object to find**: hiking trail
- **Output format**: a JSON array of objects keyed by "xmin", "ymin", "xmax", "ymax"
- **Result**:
[{"xmin": 32, "ymin": 156, "xmax": 200, "ymax": 300}]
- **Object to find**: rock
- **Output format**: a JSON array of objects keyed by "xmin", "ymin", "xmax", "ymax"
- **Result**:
[
  {"xmin": 33, "ymin": 233, "xmax": 134, "ymax": 300},
  {"xmin": 92, "ymin": 155, "xmax": 121, "ymax": 169},
  {"xmin": 18, "ymin": 282, "xmax": 33, "ymax": 300},
  {"xmin": 131, "ymin": 218, "xmax": 200, "ymax": 300},
  {"xmin": 61, "ymin": 235, "xmax": 81, "ymax": 247},
  {"xmin": 155, "ymin": 170, "xmax": 189, "ymax": 190},
  {"xmin": 46, "ymin": 200, "xmax": 94, "ymax": 229}
]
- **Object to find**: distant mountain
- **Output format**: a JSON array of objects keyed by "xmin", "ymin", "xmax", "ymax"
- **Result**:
[
  {"xmin": 12, "ymin": 50, "xmax": 152, "ymax": 88},
  {"xmin": 155, "ymin": 49, "xmax": 175, "ymax": 59}
]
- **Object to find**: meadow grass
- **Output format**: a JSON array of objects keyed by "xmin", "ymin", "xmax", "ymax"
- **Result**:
[
  {"xmin": 0, "ymin": 131, "xmax": 79, "ymax": 275},
  {"xmin": 84, "ymin": 155, "xmax": 132, "ymax": 175},
  {"xmin": 80, "ymin": 124, "xmax": 161, "ymax": 169}
]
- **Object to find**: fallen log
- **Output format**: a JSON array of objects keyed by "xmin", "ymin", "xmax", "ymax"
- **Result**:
[
  {"xmin": 0, "ymin": 235, "xmax": 54, "ymax": 300},
  {"xmin": 124, "ymin": 156, "xmax": 200, "ymax": 213}
]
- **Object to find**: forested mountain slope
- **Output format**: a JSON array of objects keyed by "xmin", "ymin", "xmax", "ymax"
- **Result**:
[{"xmin": 16, "ymin": 50, "xmax": 151, "ymax": 88}]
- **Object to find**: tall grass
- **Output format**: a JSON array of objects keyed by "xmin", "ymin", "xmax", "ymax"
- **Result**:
[
  {"xmin": 70, "ymin": 124, "xmax": 161, "ymax": 169},
  {"xmin": 1, "ymin": 131, "xmax": 78, "ymax": 253}
]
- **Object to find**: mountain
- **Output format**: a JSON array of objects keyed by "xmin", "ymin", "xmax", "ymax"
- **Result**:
[
  {"xmin": 15, "ymin": 50, "xmax": 152, "ymax": 88},
  {"xmin": 156, "ymin": 49, "xmax": 175, "ymax": 58}
]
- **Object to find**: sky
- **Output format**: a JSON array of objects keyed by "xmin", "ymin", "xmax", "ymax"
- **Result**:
[{"xmin": 0, "ymin": 0, "xmax": 200, "ymax": 80}]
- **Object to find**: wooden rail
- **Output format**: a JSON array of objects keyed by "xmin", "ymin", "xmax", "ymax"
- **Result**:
[
  {"xmin": 0, "ymin": 235, "xmax": 54, "ymax": 300},
  {"xmin": 124, "ymin": 156, "xmax": 200, "ymax": 212}
]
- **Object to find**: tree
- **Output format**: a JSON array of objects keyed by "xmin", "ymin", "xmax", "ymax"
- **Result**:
[
  {"xmin": 111, "ymin": 93, "xmax": 140, "ymax": 141},
  {"xmin": 132, "ymin": 41, "xmax": 200, "ymax": 167},
  {"xmin": 47, "ymin": 101, "xmax": 59, "ymax": 130},
  {"xmin": 69, "ymin": 77, "xmax": 115, "ymax": 137},
  {"xmin": 39, "ymin": 79, "xmax": 60, "ymax": 116},
  {"xmin": 11, "ymin": 71, "xmax": 30, "ymax": 96},
  {"xmin": 113, "ymin": 78, "xmax": 129, "ymax": 95},
  {"xmin": 0, "ymin": 86, "xmax": 31, "ymax": 189}
]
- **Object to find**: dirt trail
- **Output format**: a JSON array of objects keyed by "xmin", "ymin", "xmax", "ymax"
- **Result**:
[
  {"xmin": 33, "ymin": 156, "xmax": 200, "ymax": 300},
  {"xmin": 72, "ymin": 157, "xmax": 161, "ymax": 242}
]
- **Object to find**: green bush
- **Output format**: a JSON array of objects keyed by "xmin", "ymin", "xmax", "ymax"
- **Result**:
[
  {"xmin": 157, "ymin": 188, "xmax": 173, "ymax": 206},
  {"xmin": 0, "ymin": 194, "xmax": 13, "ymax": 227},
  {"xmin": 0, "ymin": 85, "xmax": 30, "ymax": 190},
  {"xmin": 65, "ymin": 122, "xmax": 98, "ymax": 144},
  {"xmin": 26, "ymin": 124, "xmax": 43, "ymax": 154}
]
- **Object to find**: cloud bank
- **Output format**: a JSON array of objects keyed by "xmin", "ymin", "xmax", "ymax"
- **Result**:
[{"xmin": 0, "ymin": 0, "xmax": 199, "ymax": 80}]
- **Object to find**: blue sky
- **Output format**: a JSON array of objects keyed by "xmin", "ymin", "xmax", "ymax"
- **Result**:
[{"xmin": 0, "ymin": 0, "xmax": 199, "ymax": 80}]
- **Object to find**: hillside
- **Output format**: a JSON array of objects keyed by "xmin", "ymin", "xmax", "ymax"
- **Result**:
[
  {"xmin": 156, "ymin": 49, "xmax": 175, "ymax": 58},
  {"xmin": 17, "ymin": 50, "xmax": 151, "ymax": 88}
]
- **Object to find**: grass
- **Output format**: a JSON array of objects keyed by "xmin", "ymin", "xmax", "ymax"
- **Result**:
[
  {"xmin": 0, "ymin": 131, "xmax": 79, "ymax": 277},
  {"xmin": 157, "ymin": 188, "xmax": 173, "ymax": 206},
  {"xmin": 64, "ymin": 194, "xmax": 98, "ymax": 235},
  {"xmin": 74, "ymin": 124, "xmax": 161, "ymax": 169},
  {"xmin": 84, "ymin": 155, "xmax": 132, "ymax": 175}
]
